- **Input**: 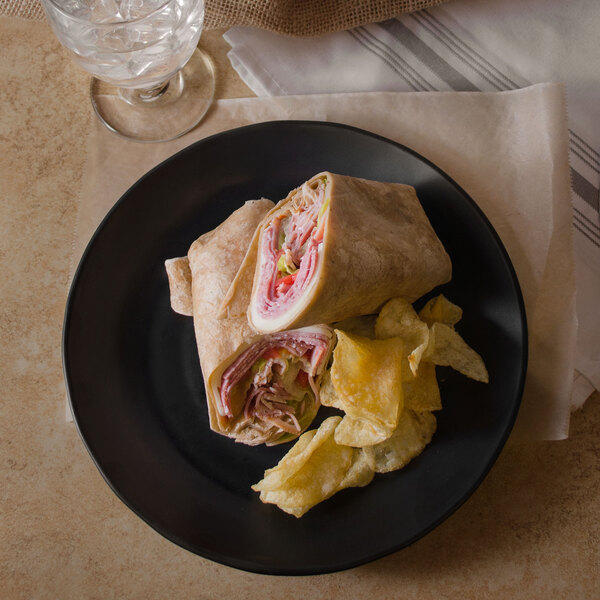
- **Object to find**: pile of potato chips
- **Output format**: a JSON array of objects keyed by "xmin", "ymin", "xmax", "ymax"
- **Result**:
[{"xmin": 252, "ymin": 295, "xmax": 488, "ymax": 517}]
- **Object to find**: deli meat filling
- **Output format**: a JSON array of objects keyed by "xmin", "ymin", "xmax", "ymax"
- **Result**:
[
  {"xmin": 218, "ymin": 326, "xmax": 333, "ymax": 445},
  {"xmin": 256, "ymin": 177, "xmax": 327, "ymax": 319}
]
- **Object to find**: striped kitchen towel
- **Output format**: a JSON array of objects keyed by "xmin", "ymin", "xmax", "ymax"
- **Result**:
[{"xmin": 224, "ymin": 0, "xmax": 600, "ymax": 405}]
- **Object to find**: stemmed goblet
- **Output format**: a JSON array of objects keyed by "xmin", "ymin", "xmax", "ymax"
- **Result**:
[{"xmin": 42, "ymin": 0, "xmax": 215, "ymax": 142}]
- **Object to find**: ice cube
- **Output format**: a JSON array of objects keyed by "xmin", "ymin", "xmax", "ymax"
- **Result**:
[{"xmin": 90, "ymin": 0, "xmax": 121, "ymax": 22}]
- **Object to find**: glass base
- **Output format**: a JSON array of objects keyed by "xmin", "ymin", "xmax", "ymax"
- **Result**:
[{"xmin": 90, "ymin": 48, "xmax": 216, "ymax": 143}]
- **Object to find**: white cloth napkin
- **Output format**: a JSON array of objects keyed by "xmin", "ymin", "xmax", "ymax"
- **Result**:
[{"xmin": 224, "ymin": 0, "xmax": 600, "ymax": 410}]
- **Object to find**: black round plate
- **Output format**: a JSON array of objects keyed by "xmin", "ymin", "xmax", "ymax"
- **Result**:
[{"xmin": 63, "ymin": 121, "xmax": 527, "ymax": 575}]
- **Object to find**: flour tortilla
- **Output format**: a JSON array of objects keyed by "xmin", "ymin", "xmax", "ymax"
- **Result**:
[
  {"xmin": 220, "ymin": 172, "xmax": 452, "ymax": 333},
  {"xmin": 165, "ymin": 199, "xmax": 274, "ymax": 442}
]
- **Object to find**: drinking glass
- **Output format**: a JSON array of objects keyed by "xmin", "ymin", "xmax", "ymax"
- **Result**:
[{"xmin": 42, "ymin": 0, "xmax": 215, "ymax": 142}]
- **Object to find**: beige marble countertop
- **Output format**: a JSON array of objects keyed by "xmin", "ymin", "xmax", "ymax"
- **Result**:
[{"xmin": 1, "ymin": 15, "xmax": 599, "ymax": 600}]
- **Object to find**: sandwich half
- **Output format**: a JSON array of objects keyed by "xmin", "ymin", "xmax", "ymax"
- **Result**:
[
  {"xmin": 220, "ymin": 172, "xmax": 452, "ymax": 333},
  {"xmin": 165, "ymin": 199, "xmax": 334, "ymax": 446}
]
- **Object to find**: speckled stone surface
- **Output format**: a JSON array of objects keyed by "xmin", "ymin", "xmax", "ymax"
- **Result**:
[{"xmin": 1, "ymin": 16, "xmax": 599, "ymax": 600}]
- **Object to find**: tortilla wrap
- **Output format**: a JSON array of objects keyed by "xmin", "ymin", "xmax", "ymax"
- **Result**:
[
  {"xmin": 165, "ymin": 199, "xmax": 334, "ymax": 446},
  {"xmin": 220, "ymin": 172, "xmax": 452, "ymax": 333}
]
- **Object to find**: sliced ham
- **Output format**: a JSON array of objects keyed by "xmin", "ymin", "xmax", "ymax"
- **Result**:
[
  {"xmin": 217, "ymin": 325, "xmax": 334, "ymax": 444},
  {"xmin": 254, "ymin": 179, "xmax": 327, "ymax": 322}
]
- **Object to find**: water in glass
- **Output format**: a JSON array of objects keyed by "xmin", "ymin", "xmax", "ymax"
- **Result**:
[{"xmin": 46, "ymin": 0, "xmax": 204, "ymax": 89}]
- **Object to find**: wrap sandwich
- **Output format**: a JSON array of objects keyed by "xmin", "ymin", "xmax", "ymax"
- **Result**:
[
  {"xmin": 219, "ymin": 172, "xmax": 452, "ymax": 334},
  {"xmin": 165, "ymin": 200, "xmax": 335, "ymax": 446}
]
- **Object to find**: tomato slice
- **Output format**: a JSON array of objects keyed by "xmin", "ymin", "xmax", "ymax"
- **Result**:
[
  {"xmin": 295, "ymin": 369, "xmax": 309, "ymax": 387},
  {"xmin": 276, "ymin": 272, "xmax": 297, "ymax": 287},
  {"xmin": 262, "ymin": 347, "xmax": 281, "ymax": 360}
]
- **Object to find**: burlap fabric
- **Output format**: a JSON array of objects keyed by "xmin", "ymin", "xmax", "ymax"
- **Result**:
[
  {"xmin": 1, "ymin": 0, "xmax": 447, "ymax": 35},
  {"xmin": 204, "ymin": 0, "xmax": 447, "ymax": 35}
]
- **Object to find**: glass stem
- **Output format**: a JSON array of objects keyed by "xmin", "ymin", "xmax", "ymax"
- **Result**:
[
  {"xmin": 136, "ymin": 80, "xmax": 171, "ymax": 101},
  {"xmin": 118, "ymin": 74, "xmax": 181, "ymax": 107}
]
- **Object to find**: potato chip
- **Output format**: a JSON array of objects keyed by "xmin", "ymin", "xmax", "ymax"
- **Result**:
[
  {"xmin": 403, "ymin": 362, "xmax": 442, "ymax": 412},
  {"xmin": 322, "ymin": 356, "xmax": 405, "ymax": 446},
  {"xmin": 260, "ymin": 454, "xmax": 374, "ymax": 518},
  {"xmin": 363, "ymin": 410, "xmax": 437, "ymax": 474},
  {"xmin": 323, "ymin": 360, "xmax": 407, "ymax": 447},
  {"xmin": 319, "ymin": 369, "xmax": 344, "ymax": 411},
  {"xmin": 334, "ymin": 414, "xmax": 393, "ymax": 447},
  {"xmin": 257, "ymin": 442, "xmax": 351, "ymax": 514},
  {"xmin": 418, "ymin": 294, "xmax": 463, "ymax": 327},
  {"xmin": 337, "ymin": 448, "xmax": 375, "ymax": 490},
  {"xmin": 253, "ymin": 416, "xmax": 355, "ymax": 517},
  {"xmin": 375, "ymin": 297, "xmax": 429, "ymax": 376},
  {"xmin": 253, "ymin": 429, "xmax": 317, "ymax": 492},
  {"xmin": 271, "ymin": 448, "xmax": 375, "ymax": 518},
  {"xmin": 330, "ymin": 330, "xmax": 404, "ymax": 446},
  {"xmin": 322, "ymin": 362, "xmax": 401, "ymax": 446},
  {"xmin": 323, "ymin": 330, "xmax": 438, "ymax": 440},
  {"xmin": 423, "ymin": 322, "xmax": 489, "ymax": 383}
]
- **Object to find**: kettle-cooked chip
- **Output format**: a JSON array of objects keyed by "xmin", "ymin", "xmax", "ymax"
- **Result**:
[
  {"xmin": 324, "ymin": 354, "xmax": 439, "ymax": 406},
  {"xmin": 363, "ymin": 410, "xmax": 437, "ymax": 474},
  {"xmin": 253, "ymin": 416, "xmax": 365, "ymax": 517},
  {"xmin": 424, "ymin": 322, "xmax": 489, "ymax": 383},
  {"xmin": 403, "ymin": 362, "xmax": 442, "ymax": 412},
  {"xmin": 337, "ymin": 447, "xmax": 375, "ymax": 490},
  {"xmin": 319, "ymin": 369, "xmax": 344, "ymax": 411},
  {"xmin": 330, "ymin": 330, "xmax": 404, "ymax": 447},
  {"xmin": 375, "ymin": 298, "xmax": 429, "ymax": 376},
  {"xmin": 418, "ymin": 294, "xmax": 463, "ymax": 327},
  {"xmin": 334, "ymin": 414, "xmax": 393, "ymax": 447},
  {"xmin": 252, "ymin": 429, "xmax": 317, "ymax": 492},
  {"xmin": 322, "ymin": 358, "xmax": 438, "ymax": 444}
]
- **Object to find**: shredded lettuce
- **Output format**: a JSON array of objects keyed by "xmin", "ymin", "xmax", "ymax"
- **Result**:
[
  {"xmin": 277, "ymin": 253, "xmax": 298, "ymax": 277},
  {"xmin": 273, "ymin": 393, "xmax": 317, "ymax": 445},
  {"xmin": 251, "ymin": 357, "xmax": 268, "ymax": 374},
  {"xmin": 317, "ymin": 196, "xmax": 330, "ymax": 226}
]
